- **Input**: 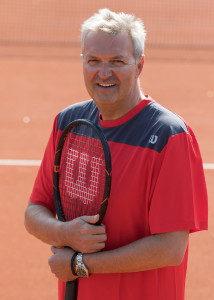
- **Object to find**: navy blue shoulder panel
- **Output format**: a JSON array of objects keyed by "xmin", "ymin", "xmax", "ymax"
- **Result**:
[
  {"xmin": 57, "ymin": 100, "xmax": 188, "ymax": 153},
  {"xmin": 102, "ymin": 101, "xmax": 188, "ymax": 153},
  {"xmin": 57, "ymin": 100, "xmax": 99, "ymax": 131}
]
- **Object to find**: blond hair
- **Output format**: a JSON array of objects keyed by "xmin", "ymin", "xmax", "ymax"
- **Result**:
[{"xmin": 81, "ymin": 8, "xmax": 146, "ymax": 61}]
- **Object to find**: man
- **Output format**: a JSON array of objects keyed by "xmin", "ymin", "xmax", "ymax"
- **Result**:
[{"xmin": 25, "ymin": 8, "xmax": 208, "ymax": 300}]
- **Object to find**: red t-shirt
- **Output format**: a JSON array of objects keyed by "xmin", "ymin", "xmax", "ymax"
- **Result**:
[{"xmin": 30, "ymin": 97, "xmax": 208, "ymax": 300}]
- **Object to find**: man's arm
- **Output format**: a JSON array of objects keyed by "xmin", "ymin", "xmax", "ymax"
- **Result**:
[
  {"xmin": 48, "ymin": 230, "xmax": 189, "ymax": 281},
  {"xmin": 84, "ymin": 230, "xmax": 189, "ymax": 273},
  {"xmin": 24, "ymin": 201, "xmax": 107, "ymax": 253}
]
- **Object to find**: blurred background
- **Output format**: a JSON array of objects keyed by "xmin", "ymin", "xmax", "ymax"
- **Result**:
[{"xmin": 0, "ymin": 1, "xmax": 213, "ymax": 299}]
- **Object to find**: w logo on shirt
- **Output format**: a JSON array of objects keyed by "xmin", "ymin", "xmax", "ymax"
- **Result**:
[{"xmin": 149, "ymin": 135, "xmax": 158, "ymax": 144}]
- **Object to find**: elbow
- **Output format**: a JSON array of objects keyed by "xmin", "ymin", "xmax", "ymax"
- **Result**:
[
  {"xmin": 170, "ymin": 250, "xmax": 186, "ymax": 266},
  {"xmin": 24, "ymin": 206, "xmax": 31, "ymax": 234},
  {"xmin": 167, "ymin": 241, "xmax": 188, "ymax": 267},
  {"xmin": 158, "ymin": 248, "xmax": 186, "ymax": 268},
  {"xmin": 24, "ymin": 201, "xmax": 36, "ymax": 235},
  {"xmin": 158, "ymin": 230, "xmax": 189, "ymax": 267}
]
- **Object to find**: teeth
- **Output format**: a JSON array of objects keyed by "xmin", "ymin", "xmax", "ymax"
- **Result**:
[{"xmin": 98, "ymin": 83, "xmax": 115, "ymax": 87}]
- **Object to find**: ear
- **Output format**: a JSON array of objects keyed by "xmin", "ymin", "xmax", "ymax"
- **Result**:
[{"xmin": 136, "ymin": 55, "xmax": 145, "ymax": 78}]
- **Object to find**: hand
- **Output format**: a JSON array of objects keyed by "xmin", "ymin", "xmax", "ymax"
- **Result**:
[
  {"xmin": 61, "ymin": 214, "xmax": 107, "ymax": 253},
  {"xmin": 48, "ymin": 246, "xmax": 78, "ymax": 282}
]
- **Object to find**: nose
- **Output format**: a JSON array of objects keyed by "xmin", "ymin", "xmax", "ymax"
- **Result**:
[{"xmin": 98, "ymin": 62, "xmax": 112, "ymax": 79}]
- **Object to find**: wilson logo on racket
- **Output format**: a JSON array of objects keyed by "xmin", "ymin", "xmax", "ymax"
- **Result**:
[
  {"xmin": 101, "ymin": 197, "xmax": 109, "ymax": 204},
  {"xmin": 63, "ymin": 148, "xmax": 104, "ymax": 205},
  {"xmin": 105, "ymin": 169, "xmax": 111, "ymax": 176},
  {"xmin": 54, "ymin": 165, "xmax": 60, "ymax": 172}
]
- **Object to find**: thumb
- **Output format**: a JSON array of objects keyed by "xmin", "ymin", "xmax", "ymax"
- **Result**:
[
  {"xmin": 81, "ymin": 214, "xmax": 100, "ymax": 224},
  {"xmin": 50, "ymin": 246, "xmax": 62, "ymax": 254}
]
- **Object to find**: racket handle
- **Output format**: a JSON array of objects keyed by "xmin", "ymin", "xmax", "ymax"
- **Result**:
[{"xmin": 64, "ymin": 279, "xmax": 78, "ymax": 300}]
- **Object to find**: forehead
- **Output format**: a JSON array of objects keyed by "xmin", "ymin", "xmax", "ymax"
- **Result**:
[{"xmin": 83, "ymin": 31, "xmax": 134, "ymax": 59}]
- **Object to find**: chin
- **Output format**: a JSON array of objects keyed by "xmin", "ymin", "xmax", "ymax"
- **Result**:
[{"xmin": 95, "ymin": 97, "xmax": 118, "ymax": 105}]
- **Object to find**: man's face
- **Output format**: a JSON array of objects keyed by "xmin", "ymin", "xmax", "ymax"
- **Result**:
[{"xmin": 82, "ymin": 31, "xmax": 143, "ymax": 114}]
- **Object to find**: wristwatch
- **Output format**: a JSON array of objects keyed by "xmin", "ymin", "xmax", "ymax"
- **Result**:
[{"xmin": 75, "ymin": 253, "xmax": 90, "ymax": 278}]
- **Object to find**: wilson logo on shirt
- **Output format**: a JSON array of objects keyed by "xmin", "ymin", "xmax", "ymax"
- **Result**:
[{"xmin": 149, "ymin": 135, "xmax": 158, "ymax": 144}]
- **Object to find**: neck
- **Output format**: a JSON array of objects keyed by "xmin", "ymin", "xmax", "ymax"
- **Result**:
[{"xmin": 97, "ymin": 92, "xmax": 144, "ymax": 121}]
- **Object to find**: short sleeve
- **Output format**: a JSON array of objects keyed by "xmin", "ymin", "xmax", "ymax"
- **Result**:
[
  {"xmin": 149, "ymin": 128, "xmax": 208, "ymax": 234},
  {"xmin": 29, "ymin": 116, "xmax": 59, "ymax": 213}
]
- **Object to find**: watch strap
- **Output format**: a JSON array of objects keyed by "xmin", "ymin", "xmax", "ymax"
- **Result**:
[{"xmin": 71, "ymin": 252, "xmax": 79, "ymax": 276}]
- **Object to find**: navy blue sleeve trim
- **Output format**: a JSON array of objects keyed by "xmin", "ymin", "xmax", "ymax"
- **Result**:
[
  {"xmin": 102, "ymin": 101, "xmax": 188, "ymax": 153},
  {"xmin": 57, "ymin": 100, "xmax": 99, "ymax": 131}
]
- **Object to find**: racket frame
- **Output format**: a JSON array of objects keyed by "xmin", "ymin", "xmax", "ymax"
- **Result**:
[{"xmin": 53, "ymin": 118, "xmax": 111, "ymax": 224}]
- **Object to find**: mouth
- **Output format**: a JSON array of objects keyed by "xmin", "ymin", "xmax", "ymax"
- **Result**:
[{"xmin": 97, "ymin": 83, "xmax": 116, "ymax": 88}]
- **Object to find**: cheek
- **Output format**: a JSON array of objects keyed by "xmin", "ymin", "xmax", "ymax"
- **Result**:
[
  {"xmin": 83, "ymin": 65, "xmax": 96, "ymax": 78},
  {"xmin": 83, "ymin": 70, "xmax": 93, "ymax": 88},
  {"xmin": 83, "ymin": 69, "xmax": 97, "ymax": 96},
  {"xmin": 83, "ymin": 67, "xmax": 89, "ymax": 81},
  {"xmin": 118, "ymin": 71, "xmax": 136, "ymax": 87}
]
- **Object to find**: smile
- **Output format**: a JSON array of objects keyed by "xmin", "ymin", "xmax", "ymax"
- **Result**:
[{"xmin": 97, "ymin": 83, "xmax": 116, "ymax": 87}]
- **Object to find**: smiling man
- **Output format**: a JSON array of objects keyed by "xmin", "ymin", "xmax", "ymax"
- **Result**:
[
  {"xmin": 82, "ymin": 30, "xmax": 144, "ymax": 120},
  {"xmin": 25, "ymin": 8, "xmax": 208, "ymax": 300}
]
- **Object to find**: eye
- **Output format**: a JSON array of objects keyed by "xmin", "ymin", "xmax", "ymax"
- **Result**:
[
  {"xmin": 87, "ymin": 58, "xmax": 99, "ymax": 66},
  {"xmin": 111, "ymin": 60, "xmax": 125, "ymax": 67}
]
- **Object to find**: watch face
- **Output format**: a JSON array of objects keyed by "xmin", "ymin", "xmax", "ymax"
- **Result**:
[
  {"xmin": 78, "ymin": 266, "xmax": 88, "ymax": 277},
  {"xmin": 76, "ymin": 254, "xmax": 89, "ymax": 278}
]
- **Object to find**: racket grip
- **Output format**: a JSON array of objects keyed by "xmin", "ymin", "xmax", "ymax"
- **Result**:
[{"xmin": 64, "ymin": 279, "xmax": 78, "ymax": 300}]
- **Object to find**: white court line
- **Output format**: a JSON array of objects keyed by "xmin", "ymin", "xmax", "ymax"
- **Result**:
[
  {"xmin": 0, "ymin": 159, "xmax": 41, "ymax": 166},
  {"xmin": 203, "ymin": 163, "xmax": 214, "ymax": 170},
  {"xmin": 0, "ymin": 159, "xmax": 214, "ymax": 170}
]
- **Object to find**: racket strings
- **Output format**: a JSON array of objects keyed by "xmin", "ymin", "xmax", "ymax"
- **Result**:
[{"xmin": 59, "ymin": 128, "xmax": 106, "ymax": 221}]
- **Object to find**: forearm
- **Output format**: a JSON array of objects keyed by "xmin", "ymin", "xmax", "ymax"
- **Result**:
[
  {"xmin": 24, "ymin": 201, "xmax": 107, "ymax": 252},
  {"xmin": 84, "ymin": 231, "xmax": 189, "ymax": 274},
  {"xmin": 24, "ymin": 201, "xmax": 63, "ymax": 247}
]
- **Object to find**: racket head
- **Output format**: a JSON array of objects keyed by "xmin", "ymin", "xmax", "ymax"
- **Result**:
[{"xmin": 53, "ymin": 119, "xmax": 111, "ymax": 224}]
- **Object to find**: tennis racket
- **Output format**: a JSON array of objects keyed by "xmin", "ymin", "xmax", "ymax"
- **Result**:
[{"xmin": 53, "ymin": 119, "xmax": 111, "ymax": 300}]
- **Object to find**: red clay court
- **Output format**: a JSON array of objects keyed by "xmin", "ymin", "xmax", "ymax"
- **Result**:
[{"xmin": 0, "ymin": 1, "xmax": 213, "ymax": 299}]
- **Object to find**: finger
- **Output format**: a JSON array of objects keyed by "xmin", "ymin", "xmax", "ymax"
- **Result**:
[
  {"xmin": 51, "ymin": 246, "xmax": 56, "ymax": 254},
  {"xmin": 89, "ymin": 233, "xmax": 107, "ymax": 242},
  {"xmin": 83, "ymin": 242, "xmax": 106, "ymax": 253},
  {"xmin": 87, "ymin": 223, "xmax": 106, "ymax": 235},
  {"xmin": 48, "ymin": 255, "xmax": 52, "ymax": 266},
  {"xmin": 81, "ymin": 214, "xmax": 100, "ymax": 224}
]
